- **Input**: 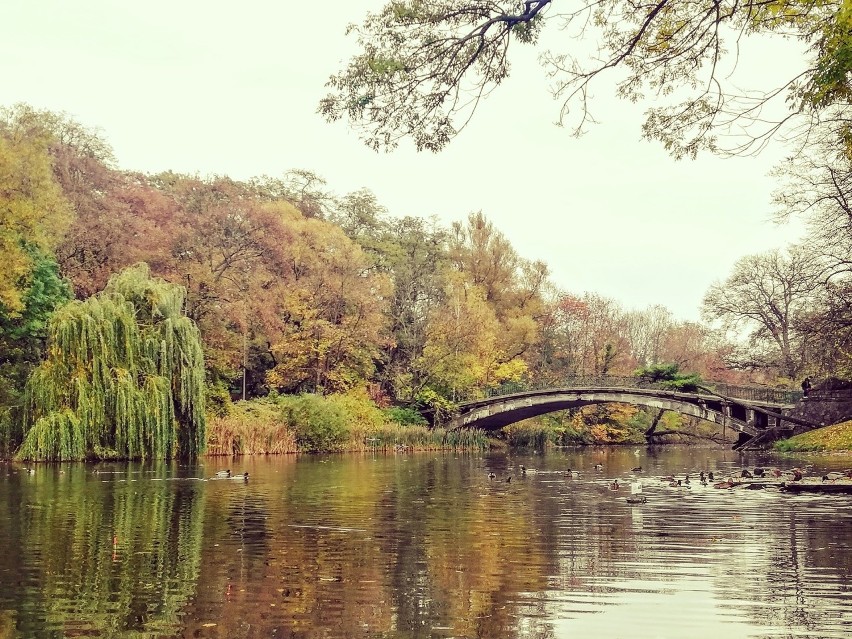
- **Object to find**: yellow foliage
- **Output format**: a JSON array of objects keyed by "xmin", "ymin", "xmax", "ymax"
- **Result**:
[
  {"xmin": 492, "ymin": 358, "xmax": 527, "ymax": 384},
  {"xmin": 0, "ymin": 130, "xmax": 71, "ymax": 311},
  {"xmin": 418, "ymin": 273, "xmax": 505, "ymax": 398},
  {"xmin": 572, "ymin": 404, "xmax": 640, "ymax": 444},
  {"xmin": 266, "ymin": 212, "xmax": 391, "ymax": 393}
]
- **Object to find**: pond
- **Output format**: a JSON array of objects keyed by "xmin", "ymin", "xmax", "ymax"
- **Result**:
[{"xmin": 1, "ymin": 446, "xmax": 852, "ymax": 638}]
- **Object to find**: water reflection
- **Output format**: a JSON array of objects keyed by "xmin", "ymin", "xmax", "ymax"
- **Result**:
[
  {"xmin": 0, "ymin": 448, "xmax": 851, "ymax": 638},
  {"xmin": 0, "ymin": 462, "xmax": 205, "ymax": 637}
]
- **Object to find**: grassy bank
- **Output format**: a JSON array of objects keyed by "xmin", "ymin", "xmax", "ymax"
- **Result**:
[
  {"xmin": 775, "ymin": 420, "xmax": 852, "ymax": 452},
  {"xmin": 207, "ymin": 392, "xmax": 489, "ymax": 455}
]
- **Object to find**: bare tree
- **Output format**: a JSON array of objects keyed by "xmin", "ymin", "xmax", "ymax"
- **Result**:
[
  {"xmin": 768, "ymin": 119, "xmax": 852, "ymax": 377},
  {"xmin": 773, "ymin": 120, "xmax": 852, "ymax": 279},
  {"xmin": 702, "ymin": 247, "xmax": 824, "ymax": 379},
  {"xmin": 625, "ymin": 305, "xmax": 673, "ymax": 367}
]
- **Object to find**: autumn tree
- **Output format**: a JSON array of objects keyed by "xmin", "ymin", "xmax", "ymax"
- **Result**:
[
  {"xmin": 0, "ymin": 104, "xmax": 166, "ymax": 301},
  {"xmin": 449, "ymin": 211, "xmax": 547, "ymax": 363},
  {"xmin": 407, "ymin": 273, "xmax": 525, "ymax": 412},
  {"xmin": 702, "ymin": 247, "xmax": 824, "ymax": 379},
  {"xmin": 265, "ymin": 211, "xmax": 391, "ymax": 394},
  {"xmin": 624, "ymin": 305, "xmax": 674, "ymax": 368},
  {"xmin": 372, "ymin": 215, "xmax": 451, "ymax": 400},
  {"xmin": 657, "ymin": 321, "xmax": 742, "ymax": 383},
  {"xmin": 0, "ymin": 110, "xmax": 72, "ymax": 311},
  {"xmin": 330, "ymin": 188, "xmax": 388, "ymax": 241},
  {"xmin": 321, "ymin": 0, "xmax": 850, "ymax": 156},
  {"xmin": 533, "ymin": 292, "xmax": 632, "ymax": 378},
  {"xmin": 250, "ymin": 169, "xmax": 337, "ymax": 219},
  {"xmin": 128, "ymin": 174, "xmax": 305, "ymax": 394}
]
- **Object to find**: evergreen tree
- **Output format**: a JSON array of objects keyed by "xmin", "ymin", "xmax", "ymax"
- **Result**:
[{"xmin": 0, "ymin": 247, "xmax": 71, "ymax": 456}]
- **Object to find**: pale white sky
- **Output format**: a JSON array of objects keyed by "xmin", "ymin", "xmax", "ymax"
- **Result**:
[{"xmin": 0, "ymin": 1, "xmax": 806, "ymax": 320}]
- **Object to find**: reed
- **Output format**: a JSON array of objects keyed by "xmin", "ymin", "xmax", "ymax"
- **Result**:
[
  {"xmin": 207, "ymin": 399, "xmax": 297, "ymax": 455},
  {"xmin": 357, "ymin": 424, "xmax": 489, "ymax": 452}
]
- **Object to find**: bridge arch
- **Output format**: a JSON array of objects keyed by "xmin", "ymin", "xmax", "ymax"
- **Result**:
[{"xmin": 449, "ymin": 388, "xmax": 761, "ymax": 436}]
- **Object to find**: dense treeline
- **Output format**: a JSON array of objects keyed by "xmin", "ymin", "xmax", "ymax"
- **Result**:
[{"xmin": 1, "ymin": 103, "xmax": 839, "ymax": 458}]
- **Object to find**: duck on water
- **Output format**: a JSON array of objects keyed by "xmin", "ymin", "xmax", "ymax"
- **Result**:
[{"xmin": 211, "ymin": 470, "xmax": 249, "ymax": 481}]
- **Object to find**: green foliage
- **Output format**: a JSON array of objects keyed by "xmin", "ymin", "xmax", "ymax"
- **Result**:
[
  {"xmin": 661, "ymin": 374, "xmax": 703, "ymax": 392},
  {"xmin": 17, "ymin": 264, "xmax": 206, "ymax": 461},
  {"xmin": 205, "ymin": 381, "xmax": 233, "ymax": 419},
  {"xmin": 635, "ymin": 363, "xmax": 680, "ymax": 381},
  {"xmin": 802, "ymin": 6, "xmax": 852, "ymax": 109},
  {"xmin": 384, "ymin": 405, "xmax": 428, "ymax": 427},
  {"xmin": 635, "ymin": 363, "xmax": 702, "ymax": 392},
  {"xmin": 415, "ymin": 387, "xmax": 458, "ymax": 423},
  {"xmin": 15, "ymin": 409, "xmax": 86, "ymax": 461},
  {"xmin": 280, "ymin": 394, "xmax": 351, "ymax": 453},
  {"xmin": 0, "ymin": 247, "xmax": 71, "ymax": 456},
  {"xmin": 367, "ymin": 56, "xmax": 406, "ymax": 75}
]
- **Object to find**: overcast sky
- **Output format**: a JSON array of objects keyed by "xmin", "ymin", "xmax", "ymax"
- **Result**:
[{"xmin": 1, "ymin": 1, "xmax": 806, "ymax": 320}]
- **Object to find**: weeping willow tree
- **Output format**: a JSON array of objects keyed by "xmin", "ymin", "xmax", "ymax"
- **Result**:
[{"xmin": 16, "ymin": 264, "xmax": 206, "ymax": 461}]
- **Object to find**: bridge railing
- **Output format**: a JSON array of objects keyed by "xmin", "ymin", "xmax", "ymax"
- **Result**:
[
  {"xmin": 703, "ymin": 382, "xmax": 802, "ymax": 405},
  {"xmin": 481, "ymin": 377, "xmax": 802, "ymax": 405}
]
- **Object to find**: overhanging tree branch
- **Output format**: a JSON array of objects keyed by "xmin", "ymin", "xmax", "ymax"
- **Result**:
[{"xmin": 320, "ymin": 0, "xmax": 847, "ymax": 156}]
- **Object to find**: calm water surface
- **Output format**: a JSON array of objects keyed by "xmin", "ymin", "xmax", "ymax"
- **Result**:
[{"xmin": 1, "ymin": 447, "xmax": 852, "ymax": 638}]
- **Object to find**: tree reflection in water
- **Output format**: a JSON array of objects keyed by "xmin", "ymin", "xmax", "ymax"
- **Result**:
[
  {"xmin": 0, "ymin": 463, "xmax": 205, "ymax": 637},
  {"xmin": 1, "ymin": 449, "xmax": 852, "ymax": 638}
]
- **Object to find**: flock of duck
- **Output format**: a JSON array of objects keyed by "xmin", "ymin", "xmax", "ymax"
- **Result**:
[{"xmin": 485, "ymin": 462, "xmax": 852, "ymax": 504}]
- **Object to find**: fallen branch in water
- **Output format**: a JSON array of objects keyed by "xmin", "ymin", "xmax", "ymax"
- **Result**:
[{"xmin": 648, "ymin": 429, "xmax": 727, "ymax": 444}]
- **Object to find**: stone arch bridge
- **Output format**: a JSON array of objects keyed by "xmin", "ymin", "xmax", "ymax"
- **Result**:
[{"xmin": 446, "ymin": 378, "xmax": 814, "ymax": 448}]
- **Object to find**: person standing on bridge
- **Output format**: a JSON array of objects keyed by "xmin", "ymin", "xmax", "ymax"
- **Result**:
[{"xmin": 801, "ymin": 377, "xmax": 812, "ymax": 397}]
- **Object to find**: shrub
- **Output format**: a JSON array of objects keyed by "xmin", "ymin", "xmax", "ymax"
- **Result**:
[
  {"xmin": 204, "ymin": 391, "xmax": 489, "ymax": 455},
  {"xmin": 281, "ymin": 394, "xmax": 350, "ymax": 453},
  {"xmin": 384, "ymin": 406, "xmax": 428, "ymax": 427},
  {"xmin": 634, "ymin": 363, "xmax": 702, "ymax": 392},
  {"xmin": 205, "ymin": 382, "xmax": 233, "ymax": 419},
  {"xmin": 326, "ymin": 390, "xmax": 389, "ymax": 430}
]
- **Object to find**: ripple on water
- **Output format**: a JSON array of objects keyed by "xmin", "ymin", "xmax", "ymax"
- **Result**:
[{"xmin": 1, "ymin": 450, "xmax": 852, "ymax": 638}]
